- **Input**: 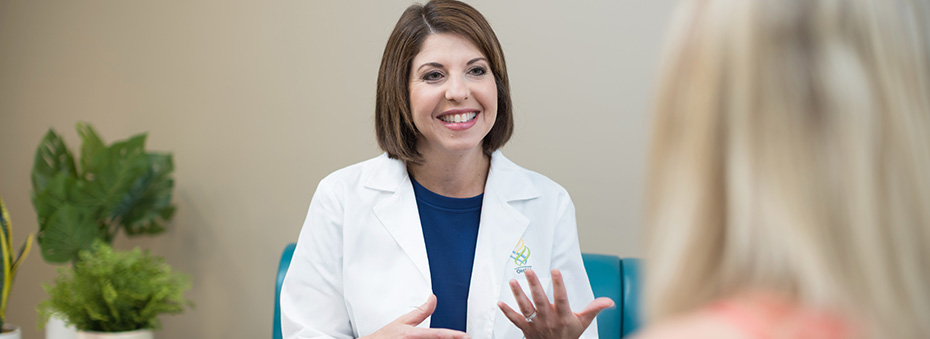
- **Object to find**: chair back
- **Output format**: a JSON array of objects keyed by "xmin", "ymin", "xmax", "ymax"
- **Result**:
[
  {"xmin": 581, "ymin": 254, "xmax": 641, "ymax": 338},
  {"xmin": 620, "ymin": 257, "xmax": 642, "ymax": 337},
  {"xmin": 273, "ymin": 243, "xmax": 297, "ymax": 339}
]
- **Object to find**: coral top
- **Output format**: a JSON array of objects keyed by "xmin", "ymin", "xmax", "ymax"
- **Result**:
[{"xmin": 706, "ymin": 293, "xmax": 853, "ymax": 339}]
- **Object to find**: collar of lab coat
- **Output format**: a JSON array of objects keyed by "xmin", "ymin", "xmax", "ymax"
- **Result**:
[
  {"xmin": 362, "ymin": 150, "xmax": 540, "ymax": 200},
  {"xmin": 363, "ymin": 151, "xmax": 541, "ymax": 327}
]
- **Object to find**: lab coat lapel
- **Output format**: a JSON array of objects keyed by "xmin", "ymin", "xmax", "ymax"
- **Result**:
[
  {"xmin": 468, "ymin": 151, "xmax": 540, "ymax": 337},
  {"xmin": 367, "ymin": 155, "xmax": 431, "ymax": 285}
]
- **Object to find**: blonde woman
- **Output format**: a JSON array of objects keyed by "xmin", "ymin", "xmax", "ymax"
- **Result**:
[{"xmin": 638, "ymin": 0, "xmax": 930, "ymax": 338}]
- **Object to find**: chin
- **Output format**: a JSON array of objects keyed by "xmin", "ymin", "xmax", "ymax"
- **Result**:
[{"xmin": 440, "ymin": 142, "xmax": 485, "ymax": 155}]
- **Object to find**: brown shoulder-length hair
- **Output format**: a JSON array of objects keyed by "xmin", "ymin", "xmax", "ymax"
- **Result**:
[{"xmin": 375, "ymin": 0, "xmax": 513, "ymax": 164}]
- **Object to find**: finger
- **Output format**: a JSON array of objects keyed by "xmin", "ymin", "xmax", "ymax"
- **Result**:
[
  {"xmin": 408, "ymin": 327, "xmax": 471, "ymax": 339},
  {"xmin": 508, "ymin": 279, "xmax": 536, "ymax": 318},
  {"xmin": 550, "ymin": 269, "xmax": 574, "ymax": 318},
  {"xmin": 497, "ymin": 301, "xmax": 529, "ymax": 331},
  {"xmin": 398, "ymin": 294, "xmax": 438, "ymax": 325},
  {"xmin": 523, "ymin": 269, "xmax": 552, "ymax": 318},
  {"xmin": 576, "ymin": 297, "xmax": 615, "ymax": 329}
]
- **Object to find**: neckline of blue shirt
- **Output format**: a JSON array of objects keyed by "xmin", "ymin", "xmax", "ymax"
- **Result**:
[{"xmin": 410, "ymin": 175, "xmax": 484, "ymax": 210}]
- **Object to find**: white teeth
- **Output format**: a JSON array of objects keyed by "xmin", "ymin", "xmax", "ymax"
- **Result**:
[{"xmin": 440, "ymin": 112, "xmax": 477, "ymax": 123}]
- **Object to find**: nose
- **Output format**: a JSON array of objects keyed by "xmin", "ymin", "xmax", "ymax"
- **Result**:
[{"xmin": 444, "ymin": 74, "xmax": 469, "ymax": 102}]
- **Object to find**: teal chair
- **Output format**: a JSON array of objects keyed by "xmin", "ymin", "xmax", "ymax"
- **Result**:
[
  {"xmin": 581, "ymin": 253, "xmax": 642, "ymax": 338},
  {"xmin": 273, "ymin": 244, "xmax": 641, "ymax": 338}
]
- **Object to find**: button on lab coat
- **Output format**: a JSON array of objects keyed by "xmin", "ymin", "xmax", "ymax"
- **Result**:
[{"xmin": 281, "ymin": 151, "xmax": 598, "ymax": 339}]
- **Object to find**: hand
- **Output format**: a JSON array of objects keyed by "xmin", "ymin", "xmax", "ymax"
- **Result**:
[
  {"xmin": 498, "ymin": 269, "xmax": 614, "ymax": 339},
  {"xmin": 361, "ymin": 294, "xmax": 471, "ymax": 339}
]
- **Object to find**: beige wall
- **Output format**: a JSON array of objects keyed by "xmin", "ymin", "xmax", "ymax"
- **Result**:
[{"xmin": 0, "ymin": 1, "xmax": 676, "ymax": 337}]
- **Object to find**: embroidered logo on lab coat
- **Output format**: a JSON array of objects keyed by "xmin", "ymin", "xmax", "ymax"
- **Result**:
[{"xmin": 510, "ymin": 238, "xmax": 531, "ymax": 274}]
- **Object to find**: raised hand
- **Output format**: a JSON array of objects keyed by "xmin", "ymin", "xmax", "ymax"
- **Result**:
[
  {"xmin": 362, "ymin": 295, "xmax": 471, "ymax": 339},
  {"xmin": 498, "ymin": 269, "xmax": 614, "ymax": 339}
]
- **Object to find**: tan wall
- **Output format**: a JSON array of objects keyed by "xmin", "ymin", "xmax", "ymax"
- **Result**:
[{"xmin": 0, "ymin": 1, "xmax": 676, "ymax": 337}]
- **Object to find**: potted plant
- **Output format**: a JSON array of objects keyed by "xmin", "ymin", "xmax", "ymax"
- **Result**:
[
  {"xmin": 37, "ymin": 241, "xmax": 191, "ymax": 339},
  {"xmin": 30, "ymin": 122, "xmax": 177, "ymax": 338},
  {"xmin": 31, "ymin": 122, "xmax": 176, "ymax": 264},
  {"xmin": 0, "ymin": 196, "xmax": 35, "ymax": 339}
]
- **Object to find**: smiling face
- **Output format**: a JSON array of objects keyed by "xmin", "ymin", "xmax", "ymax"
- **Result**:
[{"xmin": 409, "ymin": 33, "xmax": 498, "ymax": 160}]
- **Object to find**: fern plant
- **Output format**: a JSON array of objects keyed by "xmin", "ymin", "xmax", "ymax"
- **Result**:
[
  {"xmin": 37, "ymin": 241, "xmax": 191, "ymax": 332},
  {"xmin": 31, "ymin": 122, "xmax": 175, "ymax": 264},
  {"xmin": 0, "ymin": 196, "xmax": 34, "ymax": 331}
]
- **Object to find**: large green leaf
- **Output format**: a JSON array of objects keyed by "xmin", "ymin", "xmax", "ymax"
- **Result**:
[
  {"xmin": 37, "ymin": 205, "xmax": 103, "ymax": 264},
  {"xmin": 114, "ymin": 153, "xmax": 176, "ymax": 236},
  {"xmin": 32, "ymin": 173, "xmax": 86, "ymax": 233},
  {"xmin": 76, "ymin": 122, "xmax": 106, "ymax": 177},
  {"xmin": 79, "ymin": 134, "xmax": 150, "ymax": 221},
  {"xmin": 31, "ymin": 129, "xmax": 77, "ymax": 196}
]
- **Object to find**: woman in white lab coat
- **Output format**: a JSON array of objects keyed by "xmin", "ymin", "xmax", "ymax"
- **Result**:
[{"xmin": 280, "ymin": 1, "xmax": 613, "ymax": 338}]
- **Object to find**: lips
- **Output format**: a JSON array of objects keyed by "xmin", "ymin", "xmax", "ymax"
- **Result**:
[
  {"xmin": 439, "ymin": 112, "xmax": 477, "ymax": 123},
  {"xmin": 437, "ymin": 109, "xmax": 479, "ymax": 131}
]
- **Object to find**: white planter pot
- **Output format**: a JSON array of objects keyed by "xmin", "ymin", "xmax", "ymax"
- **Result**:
[
  {"xmin": 0, "ymin": 324, "xmax": 22, "ymax": 339},
  {"xmin": 46, "ymin": 315, "xmax": 77, "ymax": 339},
  {"xmin": 76, "ymin": 329, "xmax": 153, "ymax": 339}
]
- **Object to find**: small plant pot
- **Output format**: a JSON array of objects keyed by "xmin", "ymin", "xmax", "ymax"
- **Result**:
[
  {"xmin": 0, "ymin": 324, "xmax": 22, "ymax": 339},
  {"xmin": 75, "ymin": 329, "xmax": 153, "ymax": 339},
  {"xmin": 46, "ymin": 315, "xmax": 77, "ymax": 339}
]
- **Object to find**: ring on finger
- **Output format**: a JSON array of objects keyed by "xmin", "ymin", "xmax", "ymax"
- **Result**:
[{"xmin": 525, "ymin": 311, "xmax": 537, "ymax": 323}]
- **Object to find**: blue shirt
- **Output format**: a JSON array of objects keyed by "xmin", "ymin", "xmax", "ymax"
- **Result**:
[{"xmin": 411, "ymin": 176, "xmax": 482, "ymax": 332}]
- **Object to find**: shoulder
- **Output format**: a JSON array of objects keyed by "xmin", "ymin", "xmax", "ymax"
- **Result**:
[
  {"xmin": 489, "ymin": 151, "xmax": 571, "ymax": 199},
  {"xmin": 633, "ymin": 311, "xmax": 746, "ymax": 339},
  {"xmin": 314, "ymin": 153, "xmax": 403, "ymax": 195},
  {"xmin": 317, "ymin": 153, "xmax": 398, "ymax": 185},
  {"xmin": 636, "ymin": 293, "xmax": 850, "ymax": 339}
]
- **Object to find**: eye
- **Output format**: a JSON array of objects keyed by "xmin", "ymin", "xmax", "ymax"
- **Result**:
[
  {"xmin": 468, "ymin": 66, "xmax": 487, "ymax": 76},
  {"xmin": 423, "ymin": 71, "xmax": 444, "ymax": 81}
]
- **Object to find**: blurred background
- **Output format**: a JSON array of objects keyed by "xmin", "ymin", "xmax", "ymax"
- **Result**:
[{"xmin": 0, "ymin": 0, "xmax": 676, "ymax": 337}]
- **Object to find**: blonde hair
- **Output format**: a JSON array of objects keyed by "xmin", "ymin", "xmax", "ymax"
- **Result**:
[{"xmin": 645, "ymin": 0, "xmax": 930, "ymax": 337}]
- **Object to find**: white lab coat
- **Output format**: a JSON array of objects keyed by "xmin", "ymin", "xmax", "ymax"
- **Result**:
[{"xmin": 281, "ymin": 151, "xmax": 598, "ymax": 339}]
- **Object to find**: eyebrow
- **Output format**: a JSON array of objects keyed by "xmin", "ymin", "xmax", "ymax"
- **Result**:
[
  {"xmin": 467, "ymin": 57, "xmax": 488, "ymax": 65},
  {"xmin": 415, "ymin": 57, "xmax": 489, "ymax": 72}
]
